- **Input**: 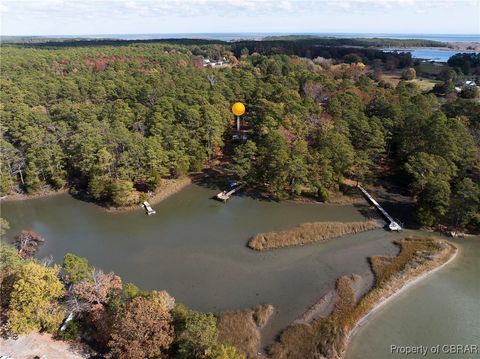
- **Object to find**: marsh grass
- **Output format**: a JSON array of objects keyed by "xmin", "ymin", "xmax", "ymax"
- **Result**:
[
  {"xmin": 268, "ymin": 237, "xmax": 456, "ymax": 359},
  {"xmin": 248, "ymin": 221, "xmax": 380, "ymax": 250},
  {"xmin": 217, "ymin": 304, "xmax": 274, "ymax": 358}
]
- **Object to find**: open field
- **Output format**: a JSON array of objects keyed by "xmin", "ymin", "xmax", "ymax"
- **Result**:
[
  {"xmin": 381, "ymin": 73, "xmax": 439, "ymax": 91},
  {"xmin": 414, "ymin": 61, "xmax": 448, "ymax": 76}
]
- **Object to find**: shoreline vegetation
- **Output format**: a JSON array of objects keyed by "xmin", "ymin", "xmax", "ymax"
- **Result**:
[
  {"xmin": 248, "ymin": 220, "xmax": 381, "ymax": 251},
  {"xmin": 0, "ymin": 219, "xmax": 460, "ymax": 359},
  {"xmin": 0, "ymin": 187, "xmax": 69, "ymax": 202},
  {"xmin": 0, "ymin": 177, "xmax": 192, "ymax": 213},
  {"xmin": 217, "ymin": 304, "xmax": 274, "ymax": 358},
  {"xmin": 267, "ymin": 237, "xmax": 457, "ymax": 359},
  {"xmin": 103, "ymin": 177, "xmax": 192, "ymax": 213}
]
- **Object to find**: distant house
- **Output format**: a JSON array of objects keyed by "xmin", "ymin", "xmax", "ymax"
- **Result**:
[
  {"xmin": 202, "ymin": 57, "xmax": 230, "ymax": 68},
  {"xmin": 455, "ymin": 80, "xmax": 479, "ymax": 93}
]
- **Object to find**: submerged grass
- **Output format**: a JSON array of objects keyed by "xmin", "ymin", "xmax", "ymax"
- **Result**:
[
  {"xmin": 217, "ymin": 304, "xmax": 274, "ymax": 358},
  {"xmin": 268, "ymin": 237, "xmax": 457, "ymax": 359},
  {"xmin": 248, "ymin": 221, "xmax": 380, "ymax": 250}
]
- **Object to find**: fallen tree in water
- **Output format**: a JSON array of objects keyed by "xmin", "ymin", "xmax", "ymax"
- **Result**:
[
  {"xmin": 268, "ymin": 237, "xmax": 457, "ymax": 359},
  {"xmin": 248, "ymin": 220, "xmax": 380, "ymax": 250},
  {"xmin": 15, "ymin": 231, "xmax": 45, "ymax": 259}
]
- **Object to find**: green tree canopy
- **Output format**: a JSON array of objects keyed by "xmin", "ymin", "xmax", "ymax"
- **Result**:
[
  {"xmin": 62, "ymin": 253, "xmax": 94, "ymax": 284},
  {"xmin": 9, "ymin": 262, "xmax": 65, "ymax": 334}
]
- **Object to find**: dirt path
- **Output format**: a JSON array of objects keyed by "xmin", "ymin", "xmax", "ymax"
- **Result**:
[{"xmin": 0, "ymin": 333, "xmax": 93, "ymax": 359}]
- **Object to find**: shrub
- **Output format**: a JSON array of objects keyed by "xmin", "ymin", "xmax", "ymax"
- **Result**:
[
  {"xmin": 62, "ymin": 253, "xmax": 93, "ymax": 283},
  {"xmin": 122, "ymin": 282, "xmax": 140, "ymax": 300},
  {"xmin": 401, "ymin": 67, "xmax": 416, "ymax": 80},
  {"xmin": 172, "ymin": 304, "xmax": 218, "ymax": 359},
  {"xmin": 211, "ymin": 344, "xmax": 246, "ymax": 359},
  {"xmin": 58, "ymin": 319, "xmax": 81, "ymax": 341},
  {"xmin": 459, "ymin": 86, "xmax": 478, "ymax": 99}
]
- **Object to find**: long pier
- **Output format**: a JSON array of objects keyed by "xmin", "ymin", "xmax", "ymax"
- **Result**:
[{"xmin": 357, "ymin": 185, "xmax": 402, "ymax": 231}]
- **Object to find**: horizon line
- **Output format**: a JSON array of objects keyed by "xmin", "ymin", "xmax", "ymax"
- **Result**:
[{"xmin": 2, "ymin": 31, "xmax": 479, "ymax": 38}]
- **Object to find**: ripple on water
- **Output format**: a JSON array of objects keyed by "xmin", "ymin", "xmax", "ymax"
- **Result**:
[
  {"xmin": 0, "ymin": 184, "xmax": 414, "ymax": 345},
  {"xmin": 345, "ymin": 238, "xmax": 480, "ymax": 359}
]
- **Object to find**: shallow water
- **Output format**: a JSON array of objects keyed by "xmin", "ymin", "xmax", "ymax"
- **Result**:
[
  {"xmin": 345, "ymin": 237, "xmax": 480, "ymax": 359},
  {"xmin": 1, "ymin": 184, "xmax": 402, "ymax": 344}
]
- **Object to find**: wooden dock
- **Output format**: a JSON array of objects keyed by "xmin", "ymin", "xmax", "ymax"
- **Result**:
[
  {"xmin": 357, "ymin": 185, "xmax": 402, "ymax": 231},
  {"xmin": 142, "ymin": 201, "xmax": 156, "ymax": 215},
  {"xmin": 215, "ymin": 184, "xmax": 243, "ymax": 202}
]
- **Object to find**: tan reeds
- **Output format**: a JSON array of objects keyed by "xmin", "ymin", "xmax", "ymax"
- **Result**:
[
  {"xmin": 248, "ymin": 220, "xmax": 380, "ymax": 250},
  {"xmin": 217, "ymin": 304, "xmax": 274, "ymax": 358},
  {"xmin": 268, "ymin": 237, "xmax": 457, "ymax": 359}
]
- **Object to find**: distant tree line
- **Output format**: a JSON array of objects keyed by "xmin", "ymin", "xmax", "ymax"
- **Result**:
[
  {"xmin": 231, "ymin": 41, "xmax": 413, "ymax": 68},
  {"xmin": 260, "ymin": 35, "xmax": 446, "ymax": 48},
  {"xmin": 447, "ymin": 53, "xmax": 480, "ymax": 75}
]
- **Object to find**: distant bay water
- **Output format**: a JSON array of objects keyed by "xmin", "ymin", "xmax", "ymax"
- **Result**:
[
  {"xmin": 17, "ymin": 32, "xmax": 480, "ymax": 43},
  {"xmin": 382, "ymin": 48, "xmax": 476, "ymax": 63},
  {"xmin": 6, "ymin": 32, "xmax": 478, "ymax": 62}
]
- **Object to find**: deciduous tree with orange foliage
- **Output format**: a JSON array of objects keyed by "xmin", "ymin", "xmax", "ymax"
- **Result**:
[
  {"xmin": 72, "ymin": 269, "xmax": 122, "ymax": 304},
  {"xmin": 108, "ymin": 291, "xmax": 175, "ymax": 359}
]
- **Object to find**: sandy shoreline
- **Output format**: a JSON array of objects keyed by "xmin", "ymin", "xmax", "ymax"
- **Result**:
[
  {"xmin": 343, "ymin": 242, "xmax": 458, "ymax": 357},
  {"xmin": 269, "ymin": 237, "xmax": 457, "ymax": 359},
  {"xmin": 104, "ymin": 177, "xmax": 192, "ymax": 213},
  {"xmin": 0, "ymin": 188, "xmax": 69, "ymax": 202},
  {"xmin": 0, "ymin": 177, "xmax": 192, "ymax": 214}
]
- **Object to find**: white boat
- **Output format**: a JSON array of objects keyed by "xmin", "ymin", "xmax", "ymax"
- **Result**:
[
  {"xmin": 143, "ymin": 201, "xmax": 156, "ymax": 215},
  {"xmin": 389, "ymin": 221, "xmax": 403, "ymax": 232}
]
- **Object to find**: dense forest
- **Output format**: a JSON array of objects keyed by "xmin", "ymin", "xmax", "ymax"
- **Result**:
[{"xmin": 0, "ymin": 41, "xmax": 479, "ymax": 231}]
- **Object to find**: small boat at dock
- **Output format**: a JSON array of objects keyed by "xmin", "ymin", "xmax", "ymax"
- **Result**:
[
  {"xmin": 357, "ymin": 184, "xmax": 402, "ymax": 232},
  {"xmin": 142, "ymin": 201, "xmax": 156, "ymax": 215},
  {"xmin": 215, "ymin": 181, "xmax": 242, "ymax": 202}
]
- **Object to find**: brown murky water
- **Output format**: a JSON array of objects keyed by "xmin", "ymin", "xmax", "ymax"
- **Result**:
[{"xmin": 6, "ymin": 184, "xmax": 472, "ymax": 349}]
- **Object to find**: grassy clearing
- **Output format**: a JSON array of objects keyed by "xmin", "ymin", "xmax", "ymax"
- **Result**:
[
  {"xmin": 217, "ymin": 304, "xmax": 274, "ymax": 358},
  {"xmin": 248, "ymin": 221, "xmax": 380, "ymax": 251},
  {"xmin": 268, "ymin": 237, "xmax": 456, "ymax": 359},
  {"xmin": 382, "ymin": 73, "xmax": 438, "ymax": 91},
  {"xmin": 415, "ymin": 61, "xmax": 447, "ymax": 76}
]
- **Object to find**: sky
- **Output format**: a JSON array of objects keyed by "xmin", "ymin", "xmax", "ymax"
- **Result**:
[{"xmin": 1, "ymin": 0, "xmax": 479, "ymax": 36}]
